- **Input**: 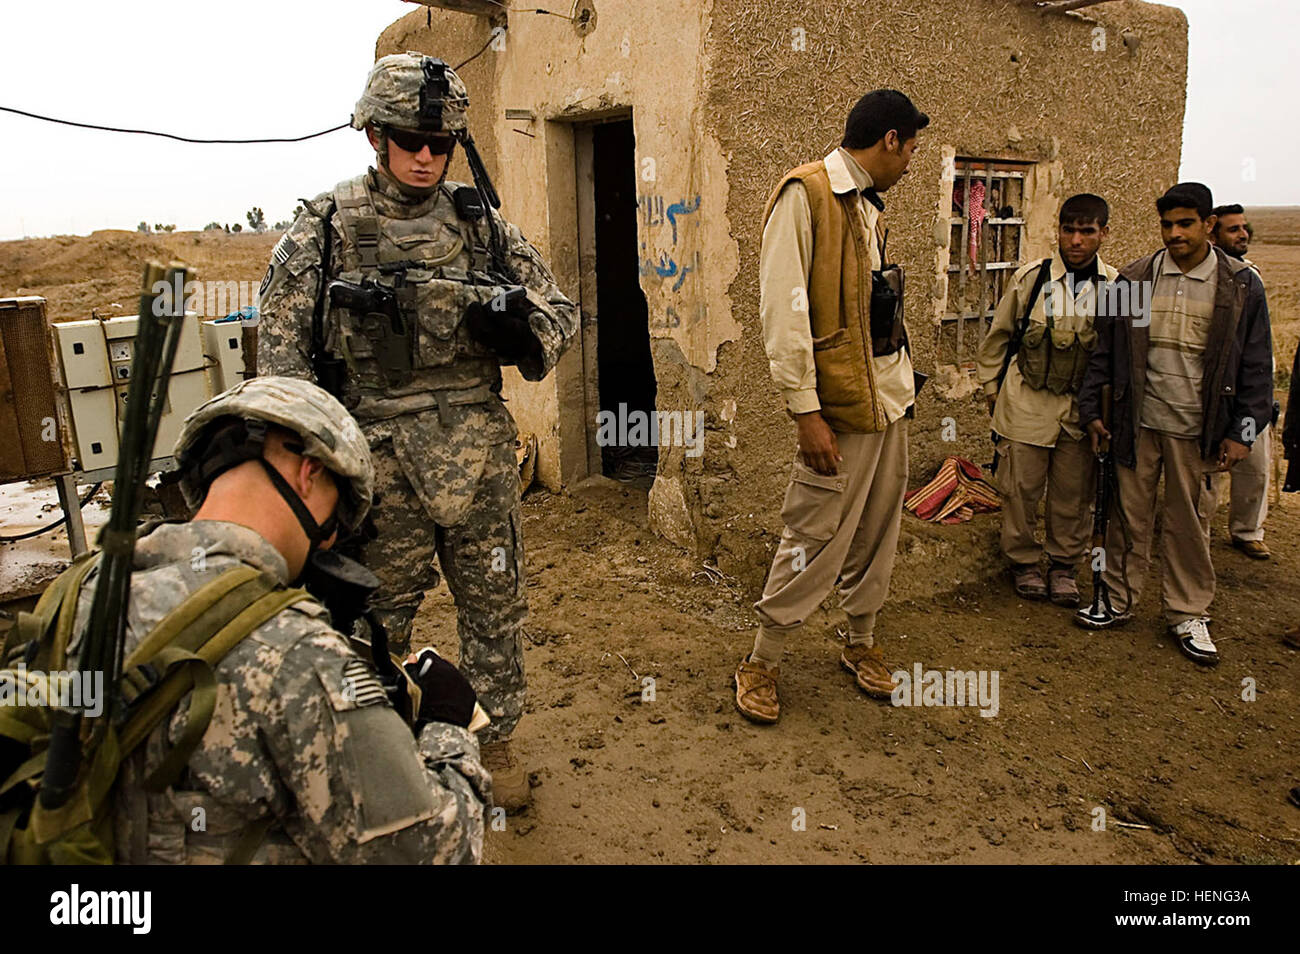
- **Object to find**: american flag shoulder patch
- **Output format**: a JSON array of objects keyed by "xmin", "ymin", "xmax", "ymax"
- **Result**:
[
  {"xmin": 341, "ymin": 658, "xmax": 388, "ymax": 708},
  {"xmin": 272, "ymin": 234, "xmax": 299, "ymax": 266}
]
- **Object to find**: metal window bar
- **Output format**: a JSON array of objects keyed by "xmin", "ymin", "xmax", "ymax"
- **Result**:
[
  {"xmin": 956, "ymin": 169, "xmax": 971, "ymax": 363},
  {"xmin": 945, "ymin": 161, "xmax": 1030, "ymax": 367},
  {"xmin": 974, "ymin": 164, "xmax": 994, "ymax": 354}
]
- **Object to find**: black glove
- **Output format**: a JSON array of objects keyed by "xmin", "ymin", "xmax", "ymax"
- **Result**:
[
  {"xmin": 404, "ymin": 648, "xmax": 477, "ymax": 729},
  {"xmin": 463, "ymin": 300, "xmax": 542, "ymax": 362}
]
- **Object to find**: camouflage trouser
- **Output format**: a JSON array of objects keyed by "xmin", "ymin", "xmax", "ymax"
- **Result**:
[{"xmin": 362, "ymin": 438, "xmax": 527, "ymax": 742}]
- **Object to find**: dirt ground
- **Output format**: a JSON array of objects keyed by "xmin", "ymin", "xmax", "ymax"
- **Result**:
[
  {"xmin": 412, "ymin": 471, "xmax": 1299, "ymax": 865},
  {"xmin": 2, "ymin": 224, "xmax": 1298, "ymax": 864}
]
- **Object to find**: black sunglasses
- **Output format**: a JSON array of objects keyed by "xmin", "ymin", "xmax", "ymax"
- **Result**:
[{"xmin": 385, "ymin": 127, "xmax": 455, "ymax": 156}]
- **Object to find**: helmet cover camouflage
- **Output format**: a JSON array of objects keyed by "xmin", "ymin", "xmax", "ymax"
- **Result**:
[
  {"xmin": 351, "ymin": 52, "xmax": 469, "ymax": 134},
  {"xmin": 175, "ymin": 376, "xmax": 374, "ymax": 531}
]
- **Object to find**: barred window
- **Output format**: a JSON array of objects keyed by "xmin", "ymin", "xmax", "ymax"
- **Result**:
[{"xmin": 942, "ymin": 157, "xmax": 1034, "ymax": 369}]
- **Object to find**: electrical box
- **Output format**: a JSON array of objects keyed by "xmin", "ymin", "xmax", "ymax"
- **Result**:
[
  {"xmin": 201, "ymin": 318, "xmax": 246, "ymax": 395},
  {"xmin": 52, "ymin": 312, "xmax": 222, "ymax": 474},
  {"xmin": 0, "ymin": 297, "xmax": 72, "ymax": 483}
]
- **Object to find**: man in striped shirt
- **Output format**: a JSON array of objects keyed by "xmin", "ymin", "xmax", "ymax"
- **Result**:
[{"xmin": 1077, "ymin": 183, "xmax": 1273, "ymax": 666}]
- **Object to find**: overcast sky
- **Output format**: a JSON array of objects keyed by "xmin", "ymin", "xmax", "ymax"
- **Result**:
[{"xmin": 0, "ymin": 0, "xmax": 1295, "ymax": 240}]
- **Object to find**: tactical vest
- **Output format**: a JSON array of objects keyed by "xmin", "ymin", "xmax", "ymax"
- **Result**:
[
  {"xmin": 326, "ymin": 176, "xmax": 505, "ymax": 419},
  {"xmin": 1016, "ymin": 264, "xmax": 1099, "ymax": 396}
]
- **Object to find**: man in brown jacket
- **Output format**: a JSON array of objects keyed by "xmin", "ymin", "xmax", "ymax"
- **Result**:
[
  {"xmin": 735, "ymin": 89, "xmax": 928, "ymax": 724},
  {"xmin": 1076, "ymin": 183, "xmax": 1273, "ymax": 666}
]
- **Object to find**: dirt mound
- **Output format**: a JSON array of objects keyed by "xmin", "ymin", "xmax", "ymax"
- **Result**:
[{"xmin": 0, "ymin": 229, "xmax": 279, "ymax": 324}]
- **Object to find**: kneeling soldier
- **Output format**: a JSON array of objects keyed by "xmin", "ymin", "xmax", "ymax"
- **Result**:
[{"xmin": 73, "ymin": 379, "xmax": 489, "ymax": 863}]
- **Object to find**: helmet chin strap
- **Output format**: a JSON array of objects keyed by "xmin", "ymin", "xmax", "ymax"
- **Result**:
[
  {"xmin": 182, "ymin": 417, "xmax": 340, "ymax": 573},
  {"xmin": 256, "ymin": 458, "xmax": 338, "ymax": 562}
]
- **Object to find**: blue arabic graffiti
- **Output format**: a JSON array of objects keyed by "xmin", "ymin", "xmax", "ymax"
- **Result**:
[
  {"xmin": 665, "ymin": 196, "xmax": 701, "ymax": 245},
  {"xmin": 637, "ymin": 194, "xmax": 703, "ymax": 294}
]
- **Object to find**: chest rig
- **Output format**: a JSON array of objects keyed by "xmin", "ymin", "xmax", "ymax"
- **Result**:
[
  {"xmin": 325, "ymin": 175, "xmax": 502, "ymax": 408},
  {"xmin": 1017, "ymin": 262, "xmax": 1100, "ymax": 396}
]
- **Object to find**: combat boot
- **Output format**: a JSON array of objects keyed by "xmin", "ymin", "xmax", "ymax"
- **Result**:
[{"xmin": 481, "ymin": 740, "xmax": 531, "ymax": 814}]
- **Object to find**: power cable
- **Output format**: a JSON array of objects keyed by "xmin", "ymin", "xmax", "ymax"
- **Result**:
[
  {"xmin": 455, "ymin": 35, "xmax": 499, "ymax": 71},
  {"xmin": 0, "ymin": 483, "xmax": 104, "ymax": 544},
  {"xmin": 0, "ymin": 106, "xmax": 347, "ymax": 144}
]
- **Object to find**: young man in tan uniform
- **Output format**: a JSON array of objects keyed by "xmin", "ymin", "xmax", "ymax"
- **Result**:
[
  {"xmin": 734, "ymin": 89, "xmax": 928, "ymax": 724},
  {"xmin": 976, "ymin": 194, "xmax": 1119, "ymax": 607}
]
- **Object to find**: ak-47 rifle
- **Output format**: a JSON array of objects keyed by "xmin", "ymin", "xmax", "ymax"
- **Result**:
[
  {"xmin": 40, "ymin": 262, "xmax": 192, "ymax": 811},
  {"xmin": 1080, "ymin": 384, "xmax": 1116, "ymax": 626}
]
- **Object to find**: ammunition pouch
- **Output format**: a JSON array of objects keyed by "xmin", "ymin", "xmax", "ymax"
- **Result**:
[
  {"xmin": 869, "ymin": 264, "xmax": 905, "ymax": 357},
  {"xmin": 1015, "ymin": 299, "xmax": 1096, "ymax": 396},
  {"xmin": 330, "ymin": 274, "xmax": 500, "ymax": 390}
]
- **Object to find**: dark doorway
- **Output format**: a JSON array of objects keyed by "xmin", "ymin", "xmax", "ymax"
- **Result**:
[{"xmin": 591, "ymin": 119, "xmax": 656, "ymax": 483}]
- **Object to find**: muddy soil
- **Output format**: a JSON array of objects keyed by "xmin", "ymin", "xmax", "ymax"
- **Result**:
[{"xmin": 411, "ymin": 474, "xmax": 1299, "ymax": 865}]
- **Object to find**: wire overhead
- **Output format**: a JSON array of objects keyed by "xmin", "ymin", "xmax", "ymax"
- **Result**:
[{"xmin": 0, "ymin": 106, "xmax": 348, "ymax": 144}]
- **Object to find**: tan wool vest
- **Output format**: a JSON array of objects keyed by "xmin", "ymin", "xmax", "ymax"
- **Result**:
[{"xmin": 762, "ymin": 161, "xmax": 886, "ymax": 433}]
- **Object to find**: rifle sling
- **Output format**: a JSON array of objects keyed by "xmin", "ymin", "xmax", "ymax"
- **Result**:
[
  {"xmin": 311, "ymin": 200, "xmax": 338, "ymax": 378},
  {"xmin": 997, "ymin": 258, "xmax": 1053, "ymax": 390}
]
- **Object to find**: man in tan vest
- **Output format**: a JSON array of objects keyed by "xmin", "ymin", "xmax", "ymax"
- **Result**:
[{"xmin": 735, "ymin": 89, "xmax": 928, "ymax": 724}]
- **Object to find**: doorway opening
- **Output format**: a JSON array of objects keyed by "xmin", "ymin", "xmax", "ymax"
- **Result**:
[{"xmin": 578, "ymin": 115, "xmax": 656, "ymax": 485}]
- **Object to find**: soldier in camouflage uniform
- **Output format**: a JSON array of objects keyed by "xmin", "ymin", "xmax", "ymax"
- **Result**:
[
  {"xmin": 67, "ymin": 377, "xmax": 490, "ymax": 863},
  {"xmin": 255, "ymin": 52, "xmax": 578, "ymax": 810}
]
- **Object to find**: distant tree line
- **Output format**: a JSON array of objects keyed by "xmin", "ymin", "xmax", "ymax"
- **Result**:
[{"xmin": 139, "ymin": 204, "xmax": 304, "ymax": 235}]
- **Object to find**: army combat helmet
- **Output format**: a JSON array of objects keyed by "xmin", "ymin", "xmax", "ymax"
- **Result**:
[
  {"xmin": 351, "ymin": 51, "xmax": 469, "ymax": 135},
  {"xmin": 174, "ymin": 377, "xmax": 374, "ymax": 548}
]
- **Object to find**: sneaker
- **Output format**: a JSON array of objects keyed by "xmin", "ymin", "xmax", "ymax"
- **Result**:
[
  {"xmin": 1231, "ymin": 538, "xmax": 1270, "ymax": 560},
  {"xmin": 1010, "ymin": 563, "xmax": 1048, "ymax": 601},
  {"xmin": 1171, "ymin": 617, "xmax": 1219, "ymax": 666},
  {"xmin": 1047, "ymin": 565, "xmax": 1080, "ymax": 608},
  {"xmin": 1074, "ymin": 602, "xmax": 1132, "ymax": 630},
  {"xmin": 734, "ymin": 655, "xmax": 780, "ymax": 724},
  {"xmin": 840, "ymin": 643, "xmax": 898, "ymax": 699}
]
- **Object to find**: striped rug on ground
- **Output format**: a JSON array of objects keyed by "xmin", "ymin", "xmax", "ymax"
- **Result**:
[{"xmin": 903, "ymin": 456, "xmax": 1001, "ymax": 524}]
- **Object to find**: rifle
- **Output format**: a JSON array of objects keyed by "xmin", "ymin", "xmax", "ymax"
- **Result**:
[
  {"xmin": 989, "ymin": 258, "xmax": 1052, "ymax": 476},
  {"xmin": 40, "ymin": 262, "xmax": 191, "ymax": 811},
  {"xmin": 300, "ymin": 550, "xmax": 490, "ymax": 732},
  {"xmin": 1080, "ymin": 384, "xmax": 1116, "ymax": 626}
]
